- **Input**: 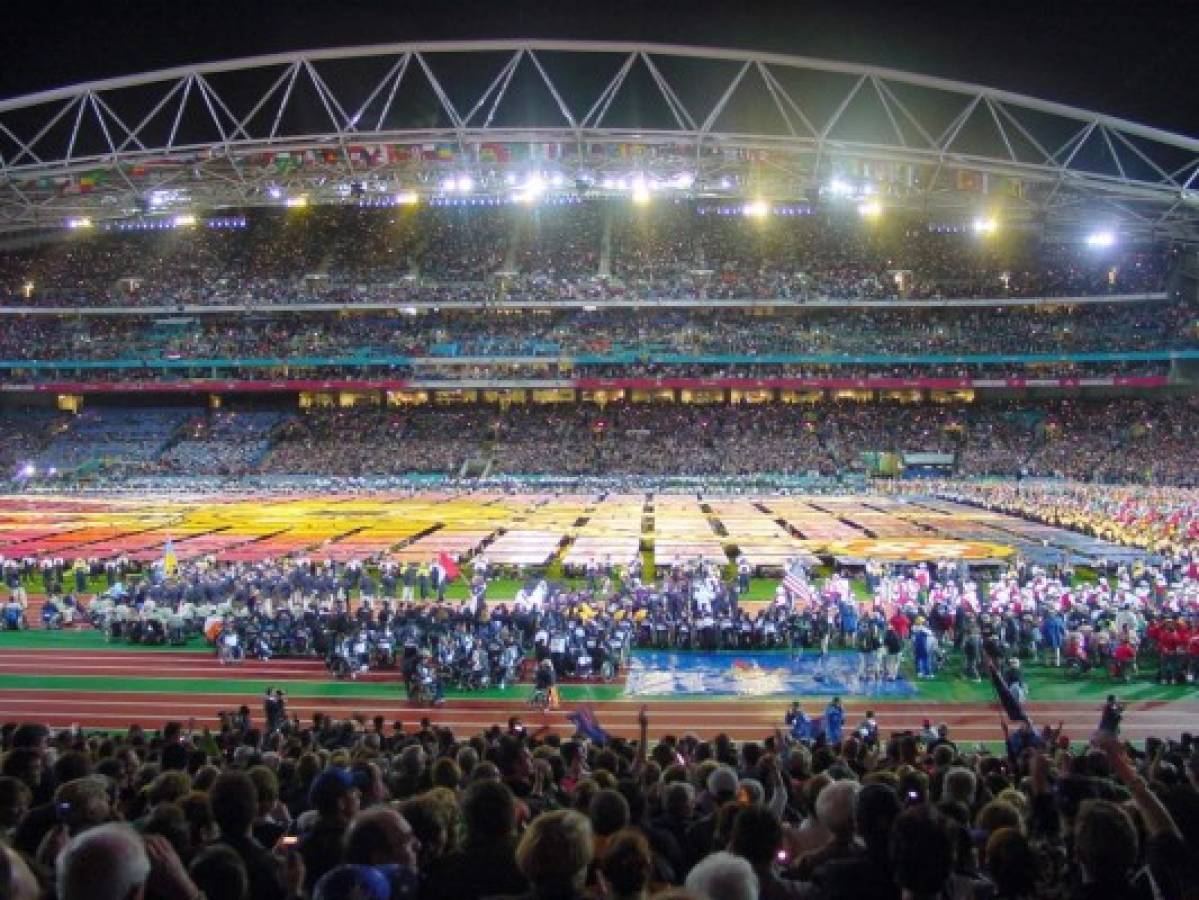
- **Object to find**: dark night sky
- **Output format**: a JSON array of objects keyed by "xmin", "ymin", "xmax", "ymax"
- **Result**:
[{"xmin": 1, "ymin": 0, "xmax": 1197, "ymax": 135}]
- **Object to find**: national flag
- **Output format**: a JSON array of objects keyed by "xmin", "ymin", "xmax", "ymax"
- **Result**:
[
  {"xmin": 567, "ymin": 703, "xmax": 610, "ymax": 744},
  {"xmin": 989, "ymin": 662, "xmax": 1031, "ymax": 725},
  {"xmin": 783, "ymin": 560, "xmax": 808, "ymax": 598},
  {"xmin": 437, "ymin": 551, "xmax": 460, "ymax": 582},
  {"xmin": 162, "ymin": 540, "xmax": 177, "ymax": 577}
]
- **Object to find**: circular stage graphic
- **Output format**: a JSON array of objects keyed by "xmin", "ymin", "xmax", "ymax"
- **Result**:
[{"xmin": 824, "ymin": 538, "xmax": 1015, "ymax": 562}]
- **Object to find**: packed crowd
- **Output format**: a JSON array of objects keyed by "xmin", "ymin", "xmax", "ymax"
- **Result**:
[
  {"xmin": 160, "ymin": 413, "xmax": 285, "ymax": 478},
  {"xmin": 0, "ymin": 361, "xmax": 1174, "ymax": 388},
  {"xmin": 936, "ymin": 482, "xmax": 1199, "ymax": 556},
  {"xmin": 5, "ymin": 397, "xmax": 1199, "ymax": 484},
  {"xmin": 0, "ymin": 204, "xmax": 1175, "ymax": 308},
  {"xmin": 252, "ymin": 399, "xmax": 1199, "ymax": 483},
  {"xmin": 1, "ymin": 657, "xmax": 1197, "ymax": 899},
  {"xmin": 0, "ymin": 302, "xmax": 1193, "ymax": 365}
]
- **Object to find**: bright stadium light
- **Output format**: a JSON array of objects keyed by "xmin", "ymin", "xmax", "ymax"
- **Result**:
[
  {"xmin": 743, "ymin": 200, "xmax": 770, "ymax": 218},
  {"xmin": 455, "ymin": 175, "xmax": 474, "ymax": 193},
  {"xmin": 672, "ymin": 172, "xmax": 695, "ymax": 189},
  {"xmin": 631, "ymin": 184, "xmax": 651, "ymax": 206},
  {"xmin": 857, "ymin": 200, "xmax": 882, "ymax": 219},
  {"xmin": 550, "ymin": 173, "xmax": 565, "ymax": 187},
  {"xmin": 972, "ymin": 216, "xmax": 998, "ymax": 235},
  {"xmin": 1086, "ymin": 230, "xmax": 1116, "ymax": 248},
  {"xmin": 395, "ymin": 191, "xmax": 419, "ymax": 206},
  {"xmin": 66, "ymin": 217, "xmax": 92, "ymax": 229},
  {"xmin": 827, "ymin": 178, "xmax": 853, "ymax": 197},
  {"xmin": 20, "ymin": 463, "xmax": 35, "ymax": 478},
  {"xmin": 285, "ymin": 195, "xmax": 308, "ymax": 209},
  {"xmin": 173, "ymin": 214, "xmax": 197, "ymax": 227},
  {"xmin": 267, "ymin": 185, "xmax": 283, "ymax": 200}
]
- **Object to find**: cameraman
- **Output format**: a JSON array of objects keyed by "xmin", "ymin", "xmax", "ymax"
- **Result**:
[
  {"xmin": 1097, "ymin": 694, "xmax": 1126, "ymax": 737},
  {"xmin": 264, "ymin": 688, "xmax": 287, "ymax": 734}
]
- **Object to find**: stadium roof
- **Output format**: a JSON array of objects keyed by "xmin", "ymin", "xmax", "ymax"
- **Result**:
[{"xmin": 1, "ymin": 39, "xmax": 1197, "ymax": 239}]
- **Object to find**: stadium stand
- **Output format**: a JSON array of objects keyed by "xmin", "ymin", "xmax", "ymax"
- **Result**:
[{"xmin": 0, "ymin": 205, "xmax": 1176, "ymax": 308}]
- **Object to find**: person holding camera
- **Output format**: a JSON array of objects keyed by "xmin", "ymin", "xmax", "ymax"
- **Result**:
[
  {"xmin": 264, "ymin": 688, "xmax": 287, "ymax": 734},
  {"xmin": 1098, "ymin": 694, "xmax": 1126, "ymax": 737}
]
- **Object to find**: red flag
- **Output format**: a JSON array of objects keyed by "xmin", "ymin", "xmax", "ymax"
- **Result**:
[{"xmin": 437, "ymin": 552, "xmax": 460, "ymax": 582}]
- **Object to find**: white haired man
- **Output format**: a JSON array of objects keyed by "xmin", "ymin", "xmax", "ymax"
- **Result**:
[
  {"xmin": 57, "ymin": 823, "xmax": 203, "ymax": 900},
  {"xmin": 56, "ymin": 822, "xmax": 151, "ymax": 900},
  {"xmin": 685, "ymin": 851, "xmax": 759, "ymax": 900}
]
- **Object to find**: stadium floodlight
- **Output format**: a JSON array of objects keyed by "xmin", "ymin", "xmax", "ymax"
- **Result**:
[
  {"xmin": 525, "ymin": 173, "xmax": 546, "ymax": 196},
  {"xmin": 1086, "ymin": 230, "xmax": 1116, "ymax": 248},
  {"xmin": 66, "ymin": 217, "xmax": 92, "ymax": 229},
  {"xmin": 22, "ymin": 281, "xmax": 33, "ymax": 299},
  {"xmin": 827, "ymin": 178, "xmax": 853, "ymax": 197},
  {"xmin": 20, "ymin": 464, "xmax": 35, "ymax": 478},
  {"xmin": 285, "ymin": 195, "xmax": 309, "ymax": 209},
  {"xmin": 742, "ymin": 200, "xmax": 770, "ymax": 218},
  {"xmin": 394, "ymin": 191, "xmax": 420, "ymax": 206},
  {"xmin": 455, "ymin": 175, "xmax": 474, "ymax": 193},
  {"xmin": 972, "ymin": 216, "xmax": 998, "ymax": 235},
  {"xmin": 173, "ymin": 214, "xmax": 197, "ymax": 227},
  {"xmin": 857, "ymin": 200, "xmax": 882, "ymax": 219},
  {"xmin": 550, "ymin": 173, "xmax": 565, "ymax": 188},
  {"xmin": 601, "ymin": 177, "xmax": 616, "ymax": 189},
  {"xmin": 672, "ymin": 172, "xmax": 695, "ymax": 189},
  {"xmin": 631, "ymin": 184, "xmax": 651, "ymax": 206},
  {"xmin": 267, "ymin": 186, "xmax": 283, "ymax": 200}
]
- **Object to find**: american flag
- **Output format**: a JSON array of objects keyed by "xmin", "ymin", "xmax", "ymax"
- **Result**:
[{"xmin": 783, "ymin": 561, "xmax": 809, "ymax": 598}]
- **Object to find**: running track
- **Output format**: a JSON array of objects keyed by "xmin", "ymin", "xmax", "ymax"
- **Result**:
[{"xmin": 1, "ymin": 648, "xmax": 1196, "ymax": 742}]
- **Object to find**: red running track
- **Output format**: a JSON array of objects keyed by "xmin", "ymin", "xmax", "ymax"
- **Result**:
[{"xmin": 1, "ymin": 648, "xmax": 1196, "ymax": 742}]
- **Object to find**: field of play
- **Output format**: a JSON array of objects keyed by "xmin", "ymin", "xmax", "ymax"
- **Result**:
[
  {"xmin": 0, "ymin": 491, "xmax": 1150, "ymax": 572},
  {"xmin": 0, "ymin": 489, "xmax": 1182, "ymax": 744}
]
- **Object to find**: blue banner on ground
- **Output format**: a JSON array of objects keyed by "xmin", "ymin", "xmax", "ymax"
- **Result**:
[{"xmin": 624, "ymin": 651, "xmax": 918, "ymax": 698}]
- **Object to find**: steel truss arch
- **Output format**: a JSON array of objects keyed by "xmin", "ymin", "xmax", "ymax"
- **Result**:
[{"xmin": 0, "ymin": 39, "xmax": 1196, "ymax": 238}]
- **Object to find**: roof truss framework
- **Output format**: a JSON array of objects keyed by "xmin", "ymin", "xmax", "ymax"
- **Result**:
[{"xmin": 0, "ymin": 40, "xmax": 1195, "ymax": 238}]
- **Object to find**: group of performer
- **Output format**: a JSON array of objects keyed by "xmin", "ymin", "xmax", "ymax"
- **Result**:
[{"xmin": 4, "ymin": 541, "xmax": 1199, "ymax": 704}]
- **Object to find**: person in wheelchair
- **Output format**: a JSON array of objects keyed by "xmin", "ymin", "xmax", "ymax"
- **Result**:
[
  {"xmin": 1110, "ymin": 638, "xmax": 1136, "ymax": 681},
  {"xmin": 218, "ymin": 624, "xmax": 244, "ymax": 664},
  {"xmin": 413, "ymin": 651, "xmax": 444, "ymax": 706},
  {"xmin": 452, "ymin": 642, "xmax": 488, "ymax": 690},
  {"xmin": 531, "ymin": 658, "xmax": 557, "ymax": 709},
  {"xmin": 166, "ymin": 609, "xmax": 187, "ymax": 646},
  {"xmin": 3, "ymin": 596, "xmax": 26, "ymax": 631},
  {"xmin": 493, "ymin": 639, "xmax": 520, "ymax": 688},
  {"xmin": 142, "ymin": 616, "xmax": 167, "ymax": 645},
  {"xmin": 41, "ymin": 597, "xmax": 65, "ymax": 630},
  {"xmin": 1063, "ymin": 630, "xmax": 1092, "ymax": 674}
]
